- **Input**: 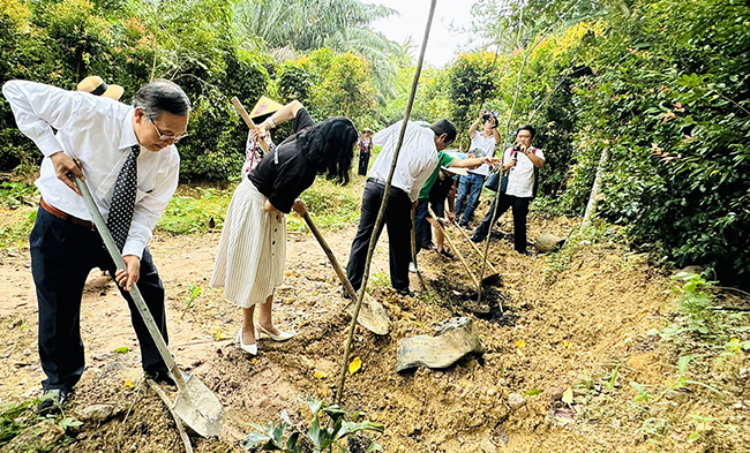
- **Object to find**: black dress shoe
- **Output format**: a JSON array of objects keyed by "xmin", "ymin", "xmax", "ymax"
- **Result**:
[
  {"xmin": 517, "ymin": 249, "xmax": 532, "ymax": 256},
  {"xmin": 395, "ymin": 288, "xmax": 415, "ymax": 297},
  {"xmin": 145, "ymin": 369, "xmax": 176, "ymax": 386},
  {"xmin": 37, "ymin": 388, "xmax": 70, "ymax": 415},
  {"xmin": 470, "ymin": 234, "xmax": 485, "ymax": 243}
]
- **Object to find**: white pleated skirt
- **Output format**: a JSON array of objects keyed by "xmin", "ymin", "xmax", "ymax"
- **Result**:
[{"xmin": 210, "ymin": 178, "xmax": 286, "ymax": 308}]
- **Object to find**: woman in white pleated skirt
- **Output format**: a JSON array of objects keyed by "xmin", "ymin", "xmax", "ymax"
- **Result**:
[{"xmin": 211, "ymin": 106, "xmax": 358, "ymax": 355}]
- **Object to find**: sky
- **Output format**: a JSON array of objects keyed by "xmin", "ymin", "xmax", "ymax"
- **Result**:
[{"xmin": 369, "ymin": 0, "xmax": 482, "ymax": 68}]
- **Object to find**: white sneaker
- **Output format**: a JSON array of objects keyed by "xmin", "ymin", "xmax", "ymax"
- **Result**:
[{"xmin": 408, "ymin": 262, "xmax": 417, "ymax": 273}]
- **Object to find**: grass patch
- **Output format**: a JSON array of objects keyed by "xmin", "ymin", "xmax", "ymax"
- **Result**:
[
  {"xmin": 287, "ymin": 175, "xmax": 365, "ymax": 232},
  {"xmin": 157, "ymin": 187, "xmax": 234, "ymax": 235}
]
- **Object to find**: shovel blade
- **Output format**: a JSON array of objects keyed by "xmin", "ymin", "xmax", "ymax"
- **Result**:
[
  {"xmin": 172, "ymin": 373, "xmax": 223, "ymax": 438},
  {"xmin": 345, "ymin": 294, "xmax": 390, "ymax": 335}
]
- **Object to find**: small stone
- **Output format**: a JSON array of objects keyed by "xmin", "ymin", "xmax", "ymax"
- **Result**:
[
  {"xmin": 535, "ymin": 233, "xmax": 564, "ymax": 252},
  {"xmin": 546, "ymin": 386, "xmax": 565, "ymax": 401},
  {"xmin": 78, "ymin": 404, "xmax": 115, "ymax": 423},
  {"xmin": 480, "ymin": 438, "xmax": 497, "ymax": 453},
  {"xmin": 508, "ymin": 393, "xmax": 526, "ymax": 411}
]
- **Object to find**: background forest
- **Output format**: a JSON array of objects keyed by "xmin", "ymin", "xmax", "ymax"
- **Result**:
[{"xmin": 1, "ymin": 0, "xmax": 748, "ymax": 288}]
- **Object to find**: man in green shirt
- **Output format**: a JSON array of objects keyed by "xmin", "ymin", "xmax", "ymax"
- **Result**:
[{"xmin": 413, "ymin": 152, "xmax": 498, "ymax": 261}]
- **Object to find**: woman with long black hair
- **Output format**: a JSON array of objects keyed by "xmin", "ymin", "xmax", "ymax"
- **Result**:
[{"xmin": 211, "ymin": 105, "xmax": 358, "ymax": 355}]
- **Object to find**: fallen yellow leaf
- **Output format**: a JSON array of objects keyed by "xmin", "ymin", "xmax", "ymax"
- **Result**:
[
  {"xmin": 349, "ymin": 356, "xmax": 362, "ymax": 375},
  {"xmin": 124, "ymin": 380, "xmax": 134, "ymax": 388},
  {"xmin": 562, "ymin": 388, "xmax": 574, "ymax": 405},
  {"xmin": 516, "ymin": 339, "xmax": 526, "ymax": 348},
  {"xmin": 562, "ymin": 340, "xmax": 570, "ymax": 349}
]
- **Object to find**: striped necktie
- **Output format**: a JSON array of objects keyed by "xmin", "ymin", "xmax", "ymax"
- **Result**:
[{"xmin": 107, "ymin": 144, "xmax": 140, "ymax": 251}]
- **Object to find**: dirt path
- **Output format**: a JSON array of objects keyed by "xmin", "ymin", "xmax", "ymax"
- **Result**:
[{"xmin": 1, "ymin": 203, "xmax": 747, "ymax": 453}]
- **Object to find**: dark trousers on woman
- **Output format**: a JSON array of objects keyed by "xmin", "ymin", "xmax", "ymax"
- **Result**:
[
  {"xmin": 471, "ymin": 194, "xmax": 531, "ymax": 252},
  {"xmin": 346, "ymin": 178, "xmax": 412, "ymax": 292},
  {"xmin": 358, "ymin": 153, "xmax": 370, "ymax": 176},
  {"xmin": 30, "ymin": 206, "xmax": 169, "ymax": 392}
]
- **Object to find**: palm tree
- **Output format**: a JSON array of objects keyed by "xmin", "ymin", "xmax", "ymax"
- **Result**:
[{"xmin": 233, "ymin": 0, "xmax": 405, "ymax": 98}]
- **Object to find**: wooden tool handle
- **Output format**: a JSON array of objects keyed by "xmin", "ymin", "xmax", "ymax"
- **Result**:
[
  {"xmin": 428, "ymin": 205, "xmax": 480, "ymax": 288},
  {"xmin": 451, "ymin": 220, "xmax": 500, "ymax": 275},
  {"xmin": 230, "ymin": 96, "xmax": 270, "ymax": 155}
]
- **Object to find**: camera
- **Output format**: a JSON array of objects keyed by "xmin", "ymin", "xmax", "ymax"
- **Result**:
[
  {"xmin": 512, "ymin": 144, "xmax": 522, "ymax": 152},
  {"xmin": 482, "ymin": 112, "xmax": 492, "ymax": 122},
  {"xmin": 482, "ymin": 111, "xmax": 498, "ymax": 128}
]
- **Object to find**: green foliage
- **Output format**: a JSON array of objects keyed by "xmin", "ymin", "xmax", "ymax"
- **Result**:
[
  {"xmin": 0, "ymin": 401, "xmax": 32, "ymax": 447},
  {"xmin": 0, "ymin": 182, "xmax": 37, "ymax": 208},
  {"xmin": 243, "ymin": 396, "xmax": 383, "ymax": 453},
  {"xmin": 286, "ymin": 176, "xmax": 363, "ymax": 232},
  {"xmin": 656, "ymin": 272, "xmax": 719, "ymax": 339},
  {"xmin": 156, "ymin": 187, "xmax": 232, "ymax": 235}
]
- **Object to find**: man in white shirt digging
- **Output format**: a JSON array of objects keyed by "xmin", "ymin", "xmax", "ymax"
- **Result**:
[{"xmin": 3, "ymin": 79, "xmax": 190, "ymax": 413}]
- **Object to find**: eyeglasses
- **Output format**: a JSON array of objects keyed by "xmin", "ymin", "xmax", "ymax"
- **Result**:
[{"xmin": 149, "ymin": 118, "xmax": 189, "ymax": 143}]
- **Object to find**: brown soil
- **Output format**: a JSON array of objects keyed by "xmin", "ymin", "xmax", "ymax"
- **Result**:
[{"xmin": 1, "ymin": 200, "xmax": 748, "ymax": 453}]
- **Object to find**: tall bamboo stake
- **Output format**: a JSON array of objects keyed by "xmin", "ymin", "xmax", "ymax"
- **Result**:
[{"xmin": 334, "ymin": 0, "xmax": 439, "ymax": 405}]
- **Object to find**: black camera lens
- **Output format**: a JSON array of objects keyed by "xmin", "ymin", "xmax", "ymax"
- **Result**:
[{"xmin": 482, "ymin": 113, "xmax": 491, "ymax": 122}]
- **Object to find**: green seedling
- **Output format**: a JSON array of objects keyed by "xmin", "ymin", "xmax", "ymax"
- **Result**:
[
  {"xmin": 244, "ymin": 396, "xmax": 384, "ymax": 453},
  {"xmin": 181, "ymin": 284, "xmax": 202, "ymax": 319}
]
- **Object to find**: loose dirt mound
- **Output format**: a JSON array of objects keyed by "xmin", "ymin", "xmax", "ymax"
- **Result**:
[{"xmin": 1, "ymin": 204, "xmax": 748, "ymax": 453}]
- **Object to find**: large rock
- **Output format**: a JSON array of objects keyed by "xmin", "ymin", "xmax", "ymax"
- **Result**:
[
  {"xmin": 396, "ymin": 317, "xmax": 484, "ymax": 372},
  {"xmin": 534, "ymin": 233, "xmax": 565, "ymax": 252}
]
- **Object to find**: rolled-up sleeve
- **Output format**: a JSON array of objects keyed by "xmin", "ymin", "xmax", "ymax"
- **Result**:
[
  {"xmin": 2, "ymin": 80, "xmax": 94, "ymax": 158},
  {"xmin": 122, "ymin": 150, "xmax": 180, "ymax": 258}
]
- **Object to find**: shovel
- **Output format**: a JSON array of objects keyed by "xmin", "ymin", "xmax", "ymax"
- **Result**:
[
  {"xmin": 426, "ymin": 205, "xmax": 481, "ymax": 289},
  {"xmin": 302, "ymin": 212, "xmax": 390, "ymax": 335},
  {"xmin": 74, "ymin": 177, "xmax": 223, "ymax": 438},
  {"xmin": 450, "ymin": 221, "xmax": 502, "ymax": 286}
]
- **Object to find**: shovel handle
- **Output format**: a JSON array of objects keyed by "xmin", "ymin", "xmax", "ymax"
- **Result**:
[
  {"xmin": 451, "ymin": 220, "xmax": 500, "ymax": 275},
  {"xmin": 231, "ymin": 96, "xmax": 270, "ymax": 155},
  {"xmin": 427, "ymin": 205, "xmax": 481, "ymax": 288},
  {"xmin": 302, "ymin": 213, "xmax": 358, "ymax": 298},
  {"xmin": 73, "ymin": 178, "xmax": 187, "ymax": 390}
]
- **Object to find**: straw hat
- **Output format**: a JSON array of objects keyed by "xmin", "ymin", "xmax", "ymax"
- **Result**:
[
  {"xmin": 250, "ymin": 96, "xmax": 284, "ymax": 122},
  {"xmin": 77, "ymin": 76, "xmax": 124, "ymax": 100},
  {"xmin": 362, "ymin": 127, "xmax": 374, "ymax": 134}
]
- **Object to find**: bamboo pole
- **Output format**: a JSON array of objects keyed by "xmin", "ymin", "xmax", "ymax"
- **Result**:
[{"xmin": 334, "ymin": 0, "xmax": 439, "ymax": 404}]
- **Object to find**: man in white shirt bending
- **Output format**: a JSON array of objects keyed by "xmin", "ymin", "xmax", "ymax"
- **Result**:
[
  {"xmin": 455, "ymin": 109, "xmax": 501, "ymax": 229},
  {"xmin": 3, "ymin": 79, "xmax": 190, "ymax": 413},
  {"xmin": 345, "ymin": 119, "xmax": 457, "ymax": 297}
]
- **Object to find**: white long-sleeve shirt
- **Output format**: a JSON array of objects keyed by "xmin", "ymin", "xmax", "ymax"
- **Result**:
[
  {"xmin": 368, "ymin": 120, "xmax": 439, "ymax": 202},
  {"xmin": 2, "ymin": 80, "xmax": 180, "ymax": 259}
]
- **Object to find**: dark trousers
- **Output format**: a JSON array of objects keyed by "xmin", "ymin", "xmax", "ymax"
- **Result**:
[
  {"xmin": 455, "ymin": 173, "xmax": 485, "ymax": 225},
  {"xmin": 358, "ymin": 153, "xmax": 370, "ymax": 176},
  {"xmin": 414, "ymin": 198, "xmax": 431, "ymax": 252},
  {"xmin": 30, "ymin": 207, "xmax": 168, "ymax": 391},
  {"xmin": 346, "ymin": 179, "xmax": 412, "ymax": 292},
  {"xmin": 472, "ymin": 194, "xmax": 531, "ymax": 252}
]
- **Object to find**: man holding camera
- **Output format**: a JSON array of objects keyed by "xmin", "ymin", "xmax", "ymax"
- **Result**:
[
  {"xmin": 471, "ymin": 125, "xmax": 544, "ymax": 254},
  {"xmin": 455, "ymin": 109, "xmax": 501, "ymax": 229}
]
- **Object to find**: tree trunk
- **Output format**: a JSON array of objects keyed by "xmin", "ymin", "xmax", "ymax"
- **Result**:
[{"xmin": 582, "ymin": 146, "xmax": 610, "ymax": 231}]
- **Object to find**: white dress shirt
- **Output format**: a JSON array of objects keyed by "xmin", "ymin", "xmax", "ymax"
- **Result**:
[
  {"xmin": 3, "ymin": 80, "xmax": 180, "ymax": 259},
  {"xmin": 467, "ymin": 132, "xmax": 497, "ymax": 176},
  {"xmin": 368, "ymin": 120, "xmax": 439, "ymax": 202},
  {"xmin": 503, "ymin": 146, "xmax": 545, "ymax": 198}
]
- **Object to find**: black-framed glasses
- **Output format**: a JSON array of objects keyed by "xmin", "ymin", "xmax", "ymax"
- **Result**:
[{"xmin": 149, "ymin": 118, "xmax": 189, "ymax": 143}]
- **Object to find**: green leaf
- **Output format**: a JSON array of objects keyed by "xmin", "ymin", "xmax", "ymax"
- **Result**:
[
  {"xmin": 113, "ymin": 347, "xmax": 129, "ymax": 354},
  {"xmin": 524, "ymin": 388, "xmax": 542, "ymax": 396},
  {"xmin": 688, "ymin": 432, "xmax": 701, "ymax": 443},
  {"xmin": 367, "ymin": 442, "xmax": 384, "ymax": 452},
  {"xmin": 242, "ymin": 431, "xmax": 271, "ymax": 449}
]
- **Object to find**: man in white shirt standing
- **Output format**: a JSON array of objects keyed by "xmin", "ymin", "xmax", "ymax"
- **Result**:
[
  {"xmin": 2, "ymin": 79, "xmax": 190, "ymax": 413},
  {"xmin": 471, "ymin": 125, "xmax": 545, "ymax": 254},
  {"xmin": 455, "ymin": 109, "xmax": 501, "ymax": 229},
  {"xmin": 345, "ymin": 119, "xmax": 457, "ymax": 297}
]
